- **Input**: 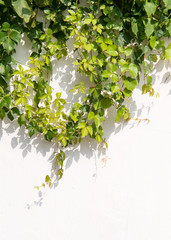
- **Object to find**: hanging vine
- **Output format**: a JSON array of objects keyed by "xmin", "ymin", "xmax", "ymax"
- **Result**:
[{"xmin": 0, "ymin": 0, "xmax": 170, "ymax": 187}]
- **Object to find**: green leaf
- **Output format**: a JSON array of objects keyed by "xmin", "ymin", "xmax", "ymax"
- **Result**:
[
  {"xmin": 17, "ymin": 115, "xmax": 25, "ymax": 126},
  {"xmin": 150, "ymin": 36, "xmax": 156, "ymax": 49},
  {"xmin": 121, "ymin": 64, "xmax": 129, "ymax": 73},
  {"xmin": 3, "ymin": 37, "xmax": 15, "ymax": 53},
  {"xmin": 88, "ymin": 111, "xmax": 94, "ymax": 120},
  {"xmin": 77, "ymin": 122, "xmax": 86, "ymax": 129},
  {"xmin": 0, "ymin": 0, "xmax": 5, "ymax": 5},
  {"xmin": 163, "ymin": 0, "xmax": 171, "ymax": 10},
  {"xmin": 84, "ymin": 43, "xmax": 92, "ymax": 53},
  {"xmin": 11, "ymin": 107, "xmax": 20, "ymax": 115},
  {"xmin": 4, "ymin": 96, "xmax": 11, "ymax": 107},
  {"xmin": 2, "ymin": 22, "xmax": 10, "ymax": 31},
  {"xmin": 12, "ymin": 0, "xmax": 33, "ymax": 23},
  {"xmin": 0, "ymin": 31, "xmax": 7, "ymax": 42},
  {"xmin": 84, "ymin": 18, "xmax": 92, "ymax": 24},
  {"xmin": 101, "ymin": 70, "xmax": 111, "ymax": 78},
  {"xmin": 131, "ymin": 19, "xmax": 138, "ymax": 36},
  {"xmin": 81, "ymin": 127, "xmax": 88, "ymax": 138},
  {"xmin": 95, "ymin": 134, "xmax": 102, "ymax": 143},
  {"xmin": 0, "ymin": 108, "xmax": 5, "ymax": 120},
  {"xmin": 100, "ymin": 43, "xmax": 108, "ymax": 51},
  {"xmin": 129, "ymin": 63, "xmax": 138, "ymax": 78},
  {"xmin": 9, "ymin": 30, "xmax": 21, "ymax": 43},
  {"xmin": 105, "ymin": 38, "xmax": 113, "ymax": 45},
  {"xmin": 94, "ymin": 115, "xmax": 101, "ymax": 128},
  {"xmin": 100, "ymin": 98, "xmax": 113, "ymax": 108},
  {"xmin": 123, "ymin": 88, "xmax": 132, "ymax": 97},
  {"xmin": 106, "ymin": 45, "xmax": 118, "ymax": 56},
  {"xmin": 47, "ymin": 28, "xmax": 53, "ymax": 36},
  {"xmin": 165, "ymin": 43, "xmax": 171, "ymax": 60},
  {"xmin": 144, "ymin": 2, "xmax": 157, "ymax": 17},
  {"xmin": 111, "ymin": 85, "xmax": 120, "ymax": 93},
  {"xmin": 167, "ymin": 21, "xmax": 171, "ymax": 35},
  {"xmin": 29, "ymin": 129, "xmax": 35, "ymax": 137},
  {"xmin": 108, "ymin": 63, "xmax": 117, "ymax": 72},
  {"xmin": 124, "ymin": 77, "xmax": 137, "ymax": 91},
  {"xmin": 87, "ymin": 125, "xmax": 93, "ymax": 136},
  {"xmin": 15, "ymin": 98, "xmax": 22, "ymax": 106},
  {"xmin": 112, "ymin": 73, "xmax": 118, "ymax": 82},
  {"xmin": 45, "ymin": 175, "xmax": 51, "ymax": 183},
  {"xmin": 62, "ymin": 138, "xmax": 67, "ymax": 147},
  {"xmin": 124, "ymin": 47, "xmax": 132, "ymax": 56},
  {"xmin": 144, "ymin": 19, "xmax": 155, "ymax": 38},
  {"xmin": 27, "ymin": 79, "xmax": 34, "ymax": 88},
  {"xmin": 147, "ymin": 76, "xmax": 152, "ymax": 85},
  {"xmin": 0, "ymin": 63, "xmax": 5, "ymax": 75},
  {"xmin": 116, "ymin": 106, "xmax": 125, "ymax": 122},
  {"xmin": 70, "ymin": 113, "xmax": 78, "ymax": 123},
  {"xmin": 7, "ymin": 111, "xmax": 14, "ymax": 121}
]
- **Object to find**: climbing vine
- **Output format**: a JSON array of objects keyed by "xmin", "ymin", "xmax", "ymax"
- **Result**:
[{"xmin": 0, "ymin": 0, "xmax": 170, "ymax": 187}]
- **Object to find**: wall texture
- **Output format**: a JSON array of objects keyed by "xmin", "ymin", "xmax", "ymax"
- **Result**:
[{"xmin": 0, "ymin": 37, "xmax": 171, "ymax": 240}]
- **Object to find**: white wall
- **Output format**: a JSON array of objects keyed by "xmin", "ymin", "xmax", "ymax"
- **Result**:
[{"xmin": 0, "ymin": 37, "xmax": 171, "ymax": 240}]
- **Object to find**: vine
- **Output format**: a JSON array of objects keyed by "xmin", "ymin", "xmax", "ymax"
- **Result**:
[{"xmin": 0, "ymin": 0, "xmax": 170, "ymax": 187}]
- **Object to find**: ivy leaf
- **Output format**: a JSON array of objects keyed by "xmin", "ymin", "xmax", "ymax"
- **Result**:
[
  {"xmin": 108, "ymin": 63, "xmax": 117, "ymax": 72},
  {"xmin": 62, "ymin": 138, "xmax": 67, "ymax": 147},
  {"xmin": 144, "ymin": 2, "xmax": 157, "ymax": 17},
  {"xmin": 131, "ymin": 19, "xmax": 138, "ymax": 36},
  {"xmin": 150, "ymin": 36, "xmax": 156, "ymax": 49},
  {"xmin": 77, "ymin": 122, "xmax": 86, "ymax": 129},
  {"xmin": 129, "ymin": 63, "xmax": 138, "ymax": 78},
  {"xmin": 0, "ymin": 0, "xmax": 5, "ymax": 5},
  {"xmin": 101, "ymin": 70, "xmax": 111, "ymax": 78},
  {"xmin": 116, "ymin": 106, "xmax": 125, "ymax": 122},
  {"xmin": 11, "ymin": 107, "xmax": 20, "ymax": 115},
  {"xmin": 3, "ymin": 37, "xmax": 15, "ymax": 53},
  {"xmin": 111, "ymin": 85, "xmax": 120, "ymax": 93},
  {"xmin": 163, "ymin": 0, "xmax": 171, "ymax": 10},
  {"xmin": 106, "ymin": 45, "xmax": 118, "ymax": 56},
  {"xmin": 0, "ymin": 108, "xmax": 5, "ymax": 120},
  {"xmin": 167, "ymin": 21, "xmax": 171, "ymax": 35},
  {"xmin": 12, "ymin": 0, "xmax": 33, "ymax": 23},
  {"xmin": 2, "ymin": 22, "xmax": 10, "ymax": 31},
  {"xmin": 7, "ymin": 111, "xmax": 14, "ymax": 121},
  {"xmin": 123, "ymin": 88, "xmax": 132, "ymax": 97},
  {"xmin": 147, "ymin": 76, "xmax": 152, "ymax": 85},
  {"xmin": 94, "ymin": 115, "xmax": 101, "ymax": 128},
  {"xmin": 15, "ymin": 98, "xmax": 22, "ymax": 106},
  {"xmin": 100, "ymin": 98, "xmax": 113, "ymax": 108},
  {"xmin": 4, "ymin": 96, "xmax": 11, "ymax": 108},
  {"xmin": 144, "ymin": 19, "xmax": 155, "ymax": 38},
  {"xmin": 95, "ymin": 134, "xmax": 102, "ymax": 143},
  {"xmin": 0, "ymin": 63, "xmax": 5, "ymax": 75},
  {"xmin": 81, "ymin": 127, "xmax": 88, "ymax": 138},
  {"xmin": 124, "ymin": 47, "xmax": 132, "ymax": 57},
  {"xmin": 9, "ymin": 30, "xmax": 21, "ymax": 43},
  {"xmin": 124, "ymin": 77, "xmax": 137, "ymax": 91},
  {"xmin": 88, "ymin": 111, "xmax": 94, "ymax": 120},
  {"xmin": 29, "ymin": 129, "xmax": 35, "ymax": 137},
  {"xmin": 87, "ymin": 125, "xmax": 93, "ymax": 136},
  {"xmin": 165, "ymin": 43, "xmax": 171, "ymax": 60},
  {"xmin": 0, "ymin": 31, "xmax": 8, "ymax": 42}
]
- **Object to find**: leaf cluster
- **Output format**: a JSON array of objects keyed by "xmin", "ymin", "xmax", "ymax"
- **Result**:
[{"xmin": 0, "ymin": 0, "xmax": 170, "ymax": 184}]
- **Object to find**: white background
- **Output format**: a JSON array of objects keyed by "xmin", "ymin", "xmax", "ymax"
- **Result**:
[{"xmin": 0, "ymin": 36, "xmax": 171, "ymax": 240}]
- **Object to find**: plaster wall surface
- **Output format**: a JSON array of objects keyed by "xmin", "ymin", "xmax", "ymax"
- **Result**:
[{"xmin": 0, "ymin": 37, "xmax": 171, "ymax": 240}]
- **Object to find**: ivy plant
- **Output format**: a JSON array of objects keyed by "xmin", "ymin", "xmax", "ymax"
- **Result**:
[{"xmin": 0, "ymin": 0, "xmax": 170, "ymax": 187}]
